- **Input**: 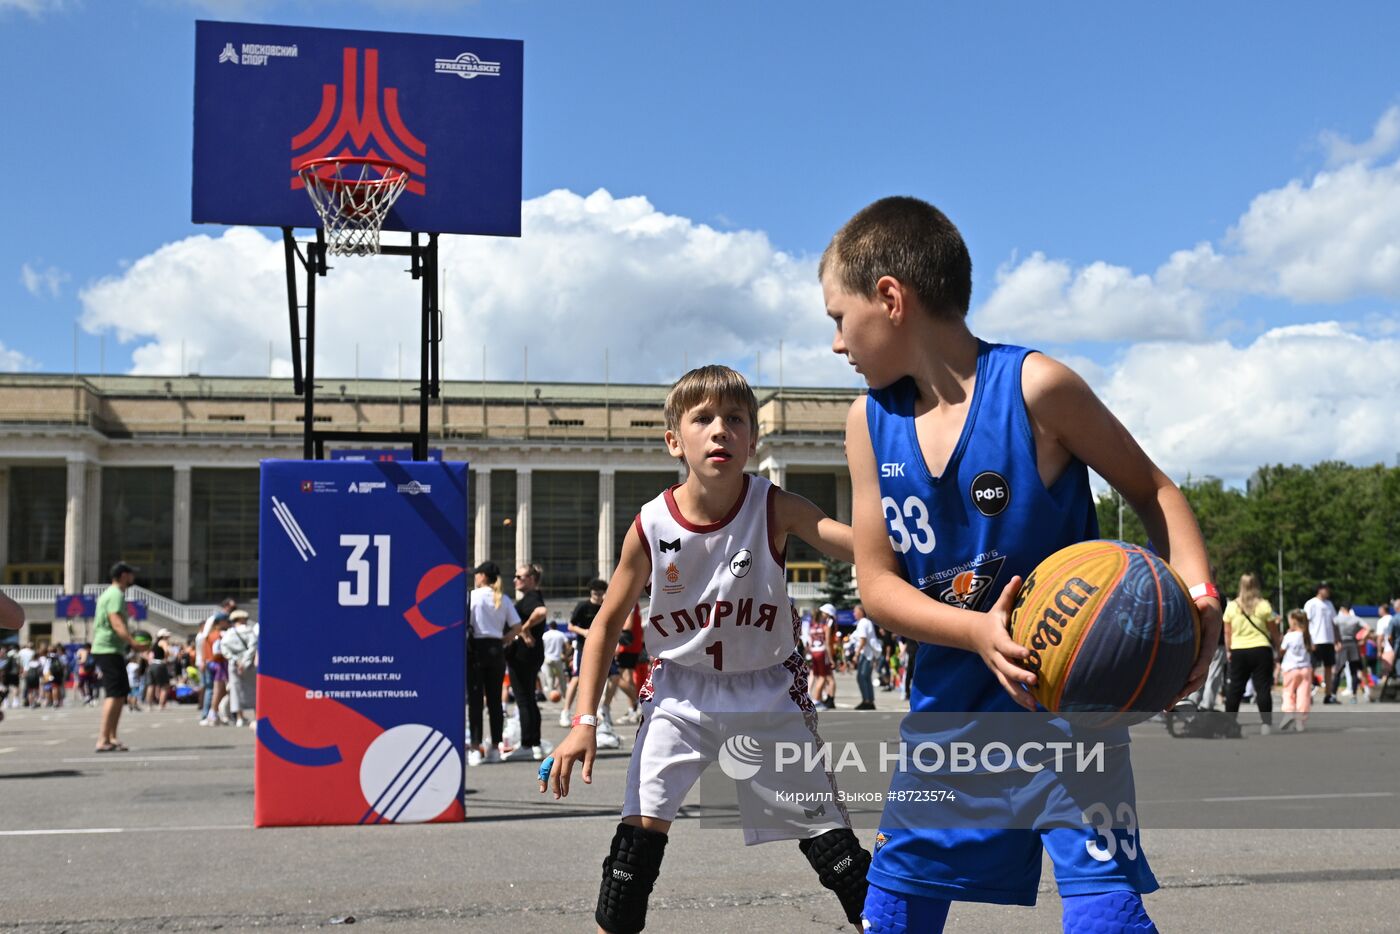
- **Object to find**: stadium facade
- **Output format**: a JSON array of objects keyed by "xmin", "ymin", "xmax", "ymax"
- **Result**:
[{"xmin": 0, "ymin": 373, "xmax": 855, "ymax": 640}]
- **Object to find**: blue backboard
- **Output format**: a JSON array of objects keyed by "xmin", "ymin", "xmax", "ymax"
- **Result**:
[{"xmin": 193, "ymin": 21, "xmax": 522, "ymax": 237}]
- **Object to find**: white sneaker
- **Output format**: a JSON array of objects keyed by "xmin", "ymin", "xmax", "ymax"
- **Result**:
[
  {"xmin": 1260, "ymin": 724, "xmax": 1272, "ymax": 736},
  {"xmin": 619, "ymin": 709, "xmax": 641, "ymax": 725},
  {"xmin": 558, "ymin": 711, "xmax": 573, "ymax": 728},
  {"xmin": 467, "ymin": 748, "xmax": 483, "ymax": 767},
  {"xmin": 595, "ymin": 727, "xmax": 621, "ymax": 750},
  {"xmin": 199, "ymin": 717, "xmax": 213, "ymax": 726},
  {"xmin": 531, "ymin": 745, "xmax": 545, "ymax": 761}
]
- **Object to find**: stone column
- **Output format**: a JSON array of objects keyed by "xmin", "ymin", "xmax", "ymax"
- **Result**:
[
  {"xmin": 767, "ymin": 461, "xmax": 786, "ymax": 490},
  {"xmin": 83, "ymin": 463, "xmax": 103, "ymax": 585},
  {"xmin": 598, "ymin": 469, "xmax": 616, "ymax": 580},
  {"xmin": 474, "ymin": 469, "xmax": 492, "ymax": 569},
  {"xmin": 172, "ymin": 465, "xmax": 192, "ymax": 602},
  {"xmin": 63, "ymin": 457, "xmax": 86, "ymax": 593},
  {"xmin": 0, "ymin": 466, "xmax": 9, "ymax": 576},
  {"xmin": 515, "ymin": 469, "xmax": 532, "ymax": 565},
  {"xmin": 835, "ymin": 470, "xmax": 852, "ymax": 524}
]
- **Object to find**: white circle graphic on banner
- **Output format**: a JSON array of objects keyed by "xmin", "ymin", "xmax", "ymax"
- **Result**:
[{"xmin": 359, "ymin": 723, "xmax": 461, "ymax": 823}]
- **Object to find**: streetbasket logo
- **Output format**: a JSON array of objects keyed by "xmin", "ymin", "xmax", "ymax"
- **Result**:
[
  {"xmin": 397, "ymin": 481, "xmax": 432, "ymax": 495},
  {"xmin": 718, "ymin": 733, "xmax": 764, "ymax": 780},
  {"xmin": 347, "ymin": 481, "xmax": 387, "ymax": 494},
  {"xmin": 434, "ymin": 52, "xmax": 502, "ymax": 79}
]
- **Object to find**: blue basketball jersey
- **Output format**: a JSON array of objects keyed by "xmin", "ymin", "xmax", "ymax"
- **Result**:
[
  {"xmin": 863, "ymin": 341, "xmax": 1156, "ymax": 906},
  {"xmin": 867, "ymin": 340, "xmax": 1098, "ymax": 713}
]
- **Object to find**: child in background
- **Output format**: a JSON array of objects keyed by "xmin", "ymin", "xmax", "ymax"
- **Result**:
[{"xmin": 1279, "ymin": 609, "xmax": 1315, "ymax": 732}]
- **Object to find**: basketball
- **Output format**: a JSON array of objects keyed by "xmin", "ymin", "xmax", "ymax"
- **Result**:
[
  {"xmin": 1008, "ymin": 540, "xmax": 1200, "ymax": 720},
  {"xmin": 548, "ymin": 690, "xmax": 562, "ymax": 703}
]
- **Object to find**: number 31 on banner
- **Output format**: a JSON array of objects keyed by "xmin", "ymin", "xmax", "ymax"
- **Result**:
[{"xmin": 339, "ymin": 534, "xmax": 391, "ymax": 607}]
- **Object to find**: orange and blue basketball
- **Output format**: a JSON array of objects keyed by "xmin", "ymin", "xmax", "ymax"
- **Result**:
[{"xmin": 1008, "ymin": 540, "xmax": 1199, "ymax": 721}]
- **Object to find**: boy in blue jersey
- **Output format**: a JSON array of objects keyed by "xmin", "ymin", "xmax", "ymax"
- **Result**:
[{"xmin": 824, "ymin": 197, "xmax": 1224, "ymax": 932}]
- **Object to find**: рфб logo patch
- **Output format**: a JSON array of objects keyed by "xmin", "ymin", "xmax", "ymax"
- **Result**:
[{"xmin": 969, "ymin": 471, "xmax": 1010, "ymax": 517}]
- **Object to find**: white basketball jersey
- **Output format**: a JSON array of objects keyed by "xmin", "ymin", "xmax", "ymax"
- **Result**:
[{"xmin": 635, "ymin": 474, "xmax": 797, "ymax": 672}]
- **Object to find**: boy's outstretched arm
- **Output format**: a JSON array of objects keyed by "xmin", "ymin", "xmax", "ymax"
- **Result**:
[
  {"xmin": 774, "ymin": 488, "xmax": 853, "ymax": 564},
  {"xmin": 845, "ymin": 398, "xmax": 1037, "ymax": 708},
  {"xmin": 541, "ymin": 521, "xmax": 650, "ymax": 799},
  {"xmin": 1022, "ymin": 353, "xmax": 1224, "ymax": 699}
]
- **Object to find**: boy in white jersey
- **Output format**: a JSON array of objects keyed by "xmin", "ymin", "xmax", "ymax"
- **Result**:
[
  {"xmin": 825, "ymin": 197, "xmax": 1224, "ymax": 932},
  {"xmin": 541, "ymin": 365, "xmax": 872, "ymax": 934}
]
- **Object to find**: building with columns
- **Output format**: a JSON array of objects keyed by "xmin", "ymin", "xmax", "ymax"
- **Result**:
[{"xmin": 1, "ymin": 373, "xmax": 856, "ymax": 638}]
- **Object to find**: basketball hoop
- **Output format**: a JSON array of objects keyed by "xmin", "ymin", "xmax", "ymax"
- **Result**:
[{"xmin": 296, "ymin": 157, "xmax": 410, "ymax": 256}]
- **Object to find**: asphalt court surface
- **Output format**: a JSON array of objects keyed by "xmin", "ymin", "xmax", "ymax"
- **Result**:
[{"xmin": 4, "ymin": 679, "xmax": 1400, "ymax": 932}]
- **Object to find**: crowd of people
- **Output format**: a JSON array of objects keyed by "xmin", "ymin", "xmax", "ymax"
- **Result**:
[
  {"xmin": 461, "ymin": 559, "xmax": 910, "ymax": 770},
  {"xmin": 0, "ymin": 565, "xmax": 259, "ymax": 751},
  {"xmin": 1190, "ymin": 576, "xmax": 1400, "ymax": 734}
]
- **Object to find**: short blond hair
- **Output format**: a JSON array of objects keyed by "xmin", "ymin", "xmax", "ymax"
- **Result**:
[{"xmin": 664, "ymin": 365, "xmax": 758, "ymax": 435}]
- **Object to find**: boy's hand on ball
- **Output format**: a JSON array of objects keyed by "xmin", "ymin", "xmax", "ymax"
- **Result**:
[
  {"xmin": 973, "ymin": 576, "xmax": 1037, "ymax": 710},
  {"xmin": 1175, "ymin": 601, "xmax": 1223, "ymax": 705},
  {"xmin": 541, "ymin": 726, "xmax": 596, "ymax": 799}
]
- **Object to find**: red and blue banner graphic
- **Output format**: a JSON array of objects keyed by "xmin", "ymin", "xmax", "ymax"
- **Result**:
[
  {"xmin": 255, "ymin": 460, "xmax": 468, "ymax": 827},
  {"xmin": 55, "ymin": 594, "xmax": 97, "ymax": 619}
]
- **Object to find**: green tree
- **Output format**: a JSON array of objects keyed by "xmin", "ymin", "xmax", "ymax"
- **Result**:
[{"xmin": 820, "ymin": 554, "xmax": 855, "ymax": 609}]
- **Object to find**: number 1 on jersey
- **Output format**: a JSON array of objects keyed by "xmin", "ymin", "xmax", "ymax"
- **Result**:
[{"xmin": 705, "ymin": 641, "xmax": 723, "ymax": 671}]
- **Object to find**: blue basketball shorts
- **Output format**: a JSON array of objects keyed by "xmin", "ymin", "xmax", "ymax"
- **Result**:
[
  {"xmin": 862, "ymin": 886, "xmax": 1157, "ymax": 933},
  {"xmin": 865, "ymin": 742, "xmax": 1156, "ymax": 905}
]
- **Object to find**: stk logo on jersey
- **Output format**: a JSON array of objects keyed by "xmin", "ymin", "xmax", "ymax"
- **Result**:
[
  {"xmin": 926, "ymin": 555, "xmax": 1007, "ymax": 611},
  {"xmin": 291, "ymin": 48, "xmax": 428, "ymax": 196}
]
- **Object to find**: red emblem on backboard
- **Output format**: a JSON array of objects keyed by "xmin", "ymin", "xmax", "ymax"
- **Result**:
[{"xmin": 290, "ymin": 48, "xmax": 427, "ymax": 196}]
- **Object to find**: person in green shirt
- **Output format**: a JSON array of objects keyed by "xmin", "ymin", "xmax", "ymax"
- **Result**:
[{"xmin": 93, "ymin": 561, "xmax": 140, "ymax": 752}]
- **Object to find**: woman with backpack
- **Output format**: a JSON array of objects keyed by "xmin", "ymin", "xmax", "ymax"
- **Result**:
[{"xmin": 1223, "ymin": 572, "xmax": 1280, "ymax": 735}]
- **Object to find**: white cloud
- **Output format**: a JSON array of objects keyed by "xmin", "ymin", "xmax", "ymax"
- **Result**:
[
  {"xmin": 975, "ymin": 252, "xmax": 1209, "ymax": 344},
  {"xmin": 1321, "ymin": 104, "xmax": 1400, "ymax": 167},
  {"xmin": 0, "ymin": 341, "xmax": 36, "ymax": 372},
  {"xmin": 79, "ymin": 189, "xmax": 860, "ymax": 388},
  {"xmin": 0, "ymin": 0, "xmax": 71, "ymax": 16},
  {"xmin": 1092, "ymin": 322, "xmax": 1400, "ymax": 486},
  {"xmin": 20, "ymin": 261, "xmax": 68, "ymax": 298},
  {"xmin": 975, "ymin": 107, "xmax": 1400, "ymax": 343}
]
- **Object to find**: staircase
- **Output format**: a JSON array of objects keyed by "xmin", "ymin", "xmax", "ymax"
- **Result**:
[{"xmin": 1, "ymin": 584, "xmax": 231, "ymax": 634}]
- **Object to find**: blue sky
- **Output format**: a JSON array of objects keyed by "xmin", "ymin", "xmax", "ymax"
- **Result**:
[{"xmin": 3, "ymin": 0, "xmax": 1399, "ymax": 482}]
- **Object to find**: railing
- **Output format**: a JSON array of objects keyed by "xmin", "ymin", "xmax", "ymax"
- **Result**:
[
  {"xmin": 0, "ymin": 410, "xmax": 852, "ymax": 444},
  {"xmin": 78, "ymin": 584, "xmax": 218, "ymax": 626},
  {"xmin": 0, "ymin": 584, "xmax": 62, "ymax": 603}
]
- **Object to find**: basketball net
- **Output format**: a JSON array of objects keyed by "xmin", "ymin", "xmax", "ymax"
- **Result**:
[{"xmin": 297, "ymin": 157, "xmax": 409, "ymax": 257}]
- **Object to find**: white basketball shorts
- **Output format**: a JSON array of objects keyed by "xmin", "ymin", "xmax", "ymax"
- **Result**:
[{"xmin": 623, "ymin": 654, "xmax": 851, "ymax": 845}]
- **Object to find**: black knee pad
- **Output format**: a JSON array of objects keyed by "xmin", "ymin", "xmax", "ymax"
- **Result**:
[
  {"xmin": 799, "ymin": 828, "xmax": 872, "ymax": 925},
  {"xmin": 596, "ymin": 821, "xmax": 669, "ymax": 934}
]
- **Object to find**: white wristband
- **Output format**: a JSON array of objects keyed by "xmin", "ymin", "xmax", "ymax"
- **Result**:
[{"xmin": 571, "ymin": 714, "xmax": 598, "ymax": 728}]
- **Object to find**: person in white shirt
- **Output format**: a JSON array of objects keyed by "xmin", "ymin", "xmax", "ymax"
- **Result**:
[
  {"xmin": 541, "ymin": 623, "xmax": 570, "ymax": 701},
  {"xmin": 1377, "ymin": 601, "xmax": 1397, "ymax": 676},
  {"xmin": 1277, "ymin": 609, "xmax": 1315, "ymax": 732},
  {"xmin": 1304, "ymin": 582, "xmax": 1338, "ymax": 703},
  {"xmin": 851, "ymin": 605, "xmax": 881, "ymax": 710},
  {"xmin": 222, "ymin": 610, "xmax": 258, "ymax": 727},
  {"xmin": 467, "ymin": 561, "xmax": 521, "ymax": 766}
]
